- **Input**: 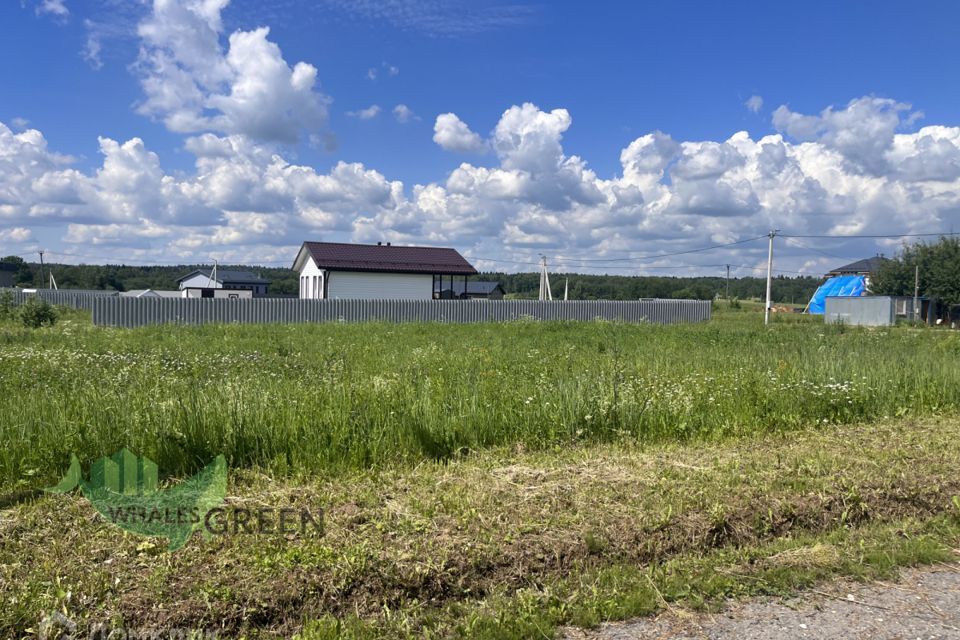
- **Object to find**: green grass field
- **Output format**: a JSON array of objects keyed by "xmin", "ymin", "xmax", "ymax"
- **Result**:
[
  {"xmin": 2, "ymin": 308, "xmax": 960, "ymax": 489},
  {"xmin": 3, "ymin": 308, "xmax": 960, "ymax": 638}
]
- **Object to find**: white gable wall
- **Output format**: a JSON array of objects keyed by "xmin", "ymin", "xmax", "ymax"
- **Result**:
[
  {"xmin": 299, "ymin": 255, "xmax": 326, "ymax": 299},
  {"xmin": 327, "ymin": 271, "xmax": 433, "ymax": 300},
  {"xmin": 180, "ymin": 273, "xmax": 222, "ymax": 289}
]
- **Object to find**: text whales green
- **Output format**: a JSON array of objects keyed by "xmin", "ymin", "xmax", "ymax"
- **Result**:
[{"xmin": 46, "ymin": 449, "xmax": 227, "ymax": 551}]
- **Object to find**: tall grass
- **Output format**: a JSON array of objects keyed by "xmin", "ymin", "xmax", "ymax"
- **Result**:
[{"xmin": 2, "ymin": 312, "xmax": 959, "ymax": 488}]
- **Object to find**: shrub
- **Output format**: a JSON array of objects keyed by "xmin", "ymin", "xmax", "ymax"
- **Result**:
[
  {"xmin": 19, "ymin": 296, "xmax": 58, "ymax": 328},
  {"xmin": 0, "ymin": 290, "xmax": 12, "ymax": 320}
]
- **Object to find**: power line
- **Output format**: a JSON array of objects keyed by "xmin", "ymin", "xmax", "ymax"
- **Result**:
[
  {"xmin": 780, "ymin": 231, "xmax": 960, "ymax": 239},
  {"xmin": 549, "ymin": 235, "xmax": 768, "ymax": 264},
  {"xmin": 31, "ymin": 250, "xmax": 293, "ymax": 267},
  {"xmin": 783, "ymin": 238, "xmax": 854, "ymax": 262},
  {"xmin": 471, "ymin": 235, "xmax": 768, "ymax": 269}
]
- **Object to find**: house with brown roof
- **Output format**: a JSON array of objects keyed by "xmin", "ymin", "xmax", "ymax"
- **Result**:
[{"xmin": 292, "ymin": 241, "xmax": 478, "ymax": 300}]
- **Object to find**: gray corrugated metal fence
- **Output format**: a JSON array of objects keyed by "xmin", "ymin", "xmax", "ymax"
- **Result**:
[
  {"xmin": 825, "ymin": 296, "xmax": 895, "ymax": 327},
  {"xmin": 0, "ymin": 288, "xmax": 118, "ymax": 311},
  {"xmin": 91, "ymin": 297, "xmax": 711, "ymax": 328}
]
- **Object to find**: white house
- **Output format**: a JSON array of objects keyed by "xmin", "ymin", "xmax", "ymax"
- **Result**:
[
  {"xmin": 292, "ymin": 241, "xmax": 477, "ymax": 300},
  {"xmin": 176, "ymin": 269, "xmax": 270, "ymax": 297}
]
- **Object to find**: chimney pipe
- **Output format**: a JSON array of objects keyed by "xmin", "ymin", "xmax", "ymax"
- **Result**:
[
  {"xmin": 377, "ymin": 241, "xmax": 382, "ymax": 246},
  {"xmin": 387, "ymin": 242, "xmax": 391, "ymax": 246}
]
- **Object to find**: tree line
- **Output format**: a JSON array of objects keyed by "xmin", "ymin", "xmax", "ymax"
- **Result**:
[
  {"xmin": 0, "ymin": 256, "xmax": 823, "ymax": 302},
  {"xmin": 4, "ymin": 238, "xmax": 955, "ymax": 305},
  {"xmin": 872, "ymin": 236, "xmax": 960, "ymax": 307},
  {"xmin": 486, "ymin": 271, "xmax": 821, "ymax": 303}
]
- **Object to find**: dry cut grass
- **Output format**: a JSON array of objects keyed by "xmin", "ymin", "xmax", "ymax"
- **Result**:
[{"xmin": 3, "ymin": 417, "xmax": 960, "ymax": 638}]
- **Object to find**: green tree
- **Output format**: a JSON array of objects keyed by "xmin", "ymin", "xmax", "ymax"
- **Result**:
[
  {"xmin": 19, "ymin": 296, "xmax": 58, "ymax": 328},
  {"xmin": 873, "ymin": 236, "xmax": 960, "ymax": 307},
  {"xmin": 1, "ymin": 255, "xmax": 33, "ymax": 286}
]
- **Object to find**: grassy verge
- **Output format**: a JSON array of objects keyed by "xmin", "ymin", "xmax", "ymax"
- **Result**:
[
  {"xmin": 4, "ymin": 417, "xmax": 960, "ymax": 638},
  {"xmin": 3, "ymin": 315, "xmax": 960, "ymax": 487}
]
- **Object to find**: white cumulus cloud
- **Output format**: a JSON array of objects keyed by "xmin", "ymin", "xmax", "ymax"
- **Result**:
[
  {"xmin": 2, "ymin": 96, "xmax": 960, "ymax": 273},
  {"xmin": 36, "ymin": 0, "xmax": 68, "ymax": 18},
  {"xmin": 347, "ymin": 105, "xmax": 381, "ymax": 120},
  {"xmin": 773, "ymin": 96, "xmax": 919, "ymax": 175},
  {"xmin": 135, "ymin": 0, "xmax": 330, "ymax": 144},
  {"xmin": 0, "ymin": 227, "xmax": 33, "ymax": 242},
  {"xmin": 393, "ymin": 104, "xmax": 417, "ymax": 123},
  {"xmin": 433, "ymin": 113, "xmax": 486, "ymax": 153}
]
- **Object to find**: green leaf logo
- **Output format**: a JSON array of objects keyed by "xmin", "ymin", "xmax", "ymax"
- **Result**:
[{"xmin": 46, "ymin": 449, "xmax": 227, "ymax": 551}]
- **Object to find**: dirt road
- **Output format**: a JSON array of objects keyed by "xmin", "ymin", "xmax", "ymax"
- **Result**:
[{"xmin": 564, "ymin": 563, "xmax": 960, "ymax": 639}]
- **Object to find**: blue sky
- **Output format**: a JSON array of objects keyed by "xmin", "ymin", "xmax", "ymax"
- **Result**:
[{"xmin": 2, "ymin": 0, "xmax": 960, "ymax": 275}]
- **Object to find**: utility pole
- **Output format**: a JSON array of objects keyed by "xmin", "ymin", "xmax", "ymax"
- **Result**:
[
  {"xmin": 913, "ymin": 264, "xmax": 920, "ymax": 322},
  {"xmin": 725, "ymin": 264, "xmax": 730, "ymax": 300},
  {"xmin": 207, "ymin": 259, "xmax": 219, "ymax": 289},
  {"xmin": 563, "ymin": 277, "xmax": 569, "ymax": 301},
  {"xmin": 764, "ymin": 230, "xmax": 778, "ymax": 326},
  {"xmin": 38, "ymin": 250, "xmax": 45, "ymax": 290},
  {"xmin": 538, "ymin": 256, "xmax": 552, "ymax": 301}
]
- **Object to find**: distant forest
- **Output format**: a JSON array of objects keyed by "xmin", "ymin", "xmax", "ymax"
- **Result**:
[{"xmin": 1, "ymin": 256, "xmax": 822, "ymax": 303}]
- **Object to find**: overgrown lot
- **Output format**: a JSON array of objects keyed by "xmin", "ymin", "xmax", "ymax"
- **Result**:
[{"xmin": 1, "ymin": 312, "xmax": 959, "ymax": 488}]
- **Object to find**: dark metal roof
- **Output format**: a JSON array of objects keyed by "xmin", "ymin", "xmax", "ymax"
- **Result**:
[
  {"xmin": 0, "ymin": 263, "xmax": 16, "ymax": 272},
  {"xmin": 177, "ymin": 269, "xmax": 270, "ymax": 285},
  {"xmin": 827, "ymin": 256, "xmax": 889, "ymax": 275},
  {"xmin": 298, "ymin": 241, "xmax": 477, "ymax": 275},
  {"xmin": 437, "ymin": 280, "xmax": 504, "ymax": 295}
]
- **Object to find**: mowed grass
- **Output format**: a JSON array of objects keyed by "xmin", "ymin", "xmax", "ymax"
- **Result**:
[
  {"xmin": 2, "ymin": 309, "xmax": 960, "ymax": 489},
  {"xmin": 4, "ymin": 418, "xmax": 960, "ymax": 637}
]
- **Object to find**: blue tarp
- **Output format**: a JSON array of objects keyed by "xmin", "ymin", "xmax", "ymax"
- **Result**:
[{"xmin": 807, "ymin": 275, "xmax": 866, "ymax": 314}]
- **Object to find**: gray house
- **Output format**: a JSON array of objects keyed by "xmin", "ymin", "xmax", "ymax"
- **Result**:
[
  {"xmin": 436, "ymin": 280, "xmax": 505, "ymax": 299},
  {"xmin": 176, "ymin": 269, "xmax": 270, "ymax": 297},
  {"xmin": 0, "ymin": 263, "xmax": 15, "ymax": 288}
]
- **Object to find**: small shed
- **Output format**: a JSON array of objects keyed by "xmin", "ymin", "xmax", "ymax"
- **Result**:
[{"xmin": 825, "ymin": 296, "xmax": 936, "ymax": 326}]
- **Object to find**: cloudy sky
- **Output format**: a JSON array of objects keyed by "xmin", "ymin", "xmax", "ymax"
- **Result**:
[{"xmin": 2, "ymin": 0, "xmax": 960, "ymax": 276}]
